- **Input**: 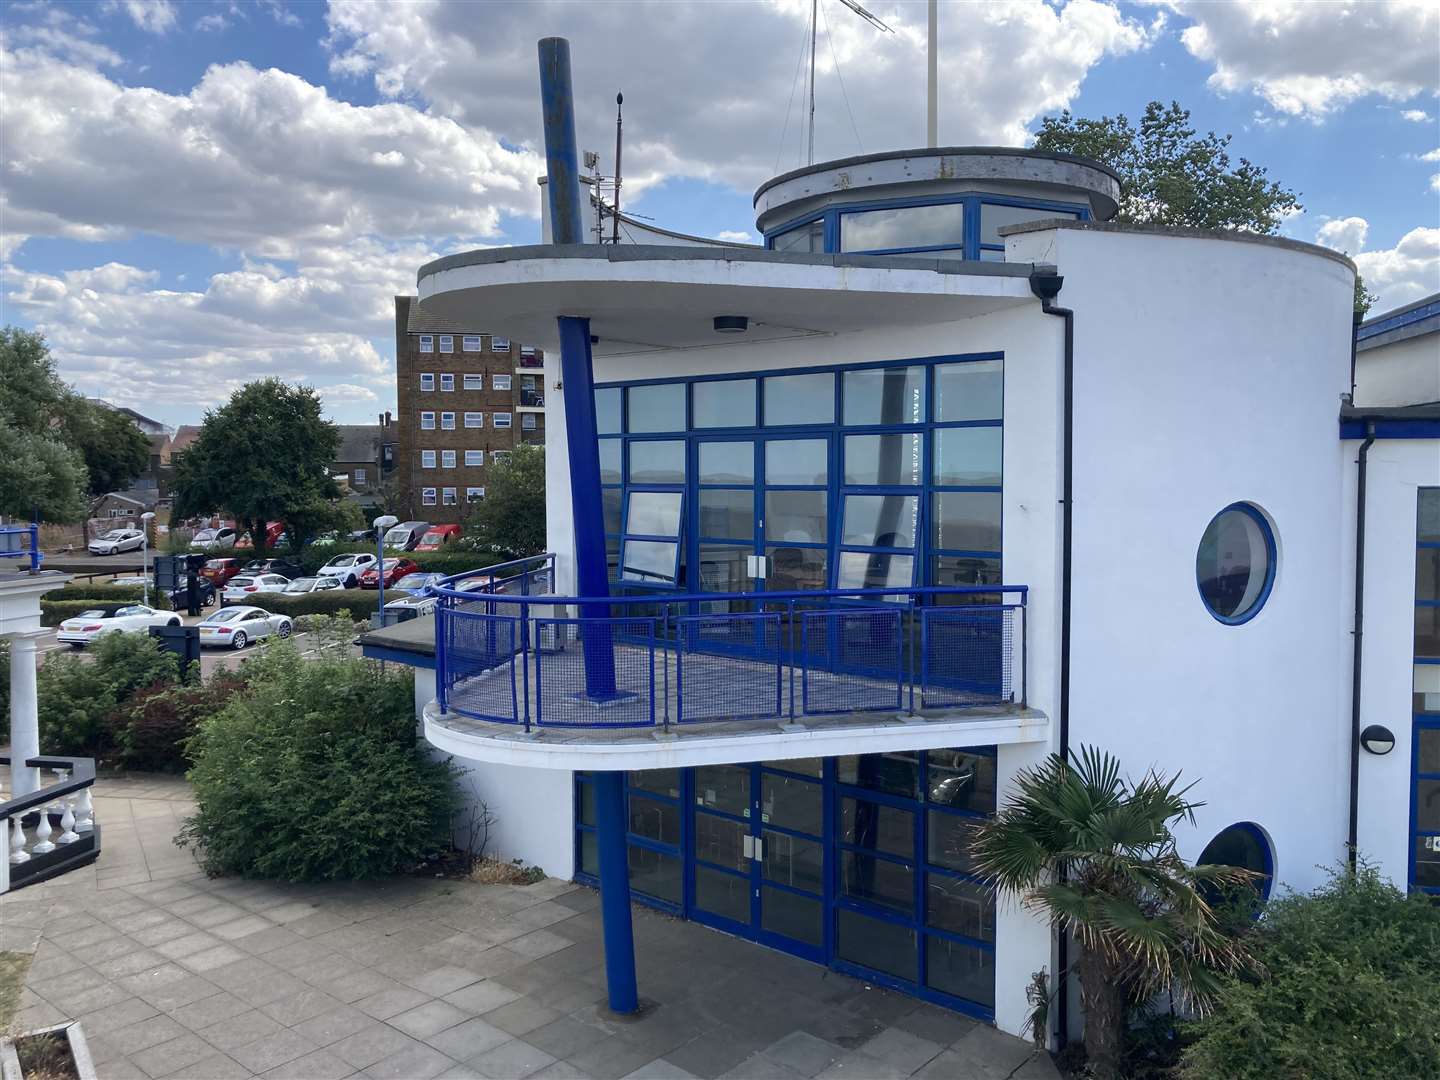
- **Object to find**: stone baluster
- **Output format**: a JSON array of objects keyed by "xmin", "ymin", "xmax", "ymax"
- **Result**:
[
  {"xmin": 8, "ymin": 817, "xmax": 29, "ymax": 865},
  {"xmin": 75, "ymin": 788, "xmax": 94, "ymax": 833},
  {"xmin": 31, "ymin": 808, "xmax": 54, "ymax": 855},
  {"xmin": 58, "ymin": 797, "xmax": 79, "ymax": 845}
]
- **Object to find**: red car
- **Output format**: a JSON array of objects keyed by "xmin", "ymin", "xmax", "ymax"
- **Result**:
[
  {"xmin": 199, "ymin": 557, "xmax": 245, "ymax": 586},
  {"xmin": 359, "ymin": 558, "xmax": 420, "ymax": 589}
]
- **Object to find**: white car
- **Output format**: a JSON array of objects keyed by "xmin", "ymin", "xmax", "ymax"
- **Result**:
[
  {"xmin": 197, "ymin": 606, "xmax": 292, "ymax": 649},
  {"xmin": 56, "ymin": 605, "xmax": 179, "ymax": 648},
  {"xmin": 192, "ymin": 527, "xmax": 238, "ymax": 551},
  {"xmin": 382, "ymin": 594, "xmax": 438, "ymax": 624},
  {"xmin": 283, "ymin": 576, "xmax": 343, "ymax": 596},
  {"xmin": 221, "ymin": 573, "xmax": 291, "ymax": 604},
  {"xmin": 88, "ymin": 529, "xmax": 145, "ymax": 555},
  {"xmin": 316, "ymin": 553, "xmax": 377, "ymax": 588}
]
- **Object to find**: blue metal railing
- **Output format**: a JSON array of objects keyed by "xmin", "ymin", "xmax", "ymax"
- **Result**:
[
  {"xmin": 426, "ymin": 559, "xmax": 1026, "ymax": 732},
  {"xmin": 0, "ymin": 523, "xmax": 42, "ymax": 573}
]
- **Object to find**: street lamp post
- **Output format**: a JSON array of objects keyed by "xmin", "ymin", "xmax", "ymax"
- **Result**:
[
  {"xmin": 373, "ymin": 515, "xmax": 399, "ymax": 626},
  {"xmin": 140, "ymin": 511, "xmax": 156, "ymax": 607}
]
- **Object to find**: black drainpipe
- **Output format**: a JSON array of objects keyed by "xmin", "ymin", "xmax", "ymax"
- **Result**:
[
  {"xmin": 1348, "ymin": 418, "xmax": 1375, "ymax": 869},
  {"xmin": 1030, "ymin": 266, "xmax": 1073, "ymax": 1048}
]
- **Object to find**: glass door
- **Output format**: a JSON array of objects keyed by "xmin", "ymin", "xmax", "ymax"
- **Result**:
[
  {"xmin": 693, "ymin": 439, "xmax": 757, "ymax": 601},
  {"xmin": 759, "ymin": 435, "xmax": 831, "ymax": 593}
]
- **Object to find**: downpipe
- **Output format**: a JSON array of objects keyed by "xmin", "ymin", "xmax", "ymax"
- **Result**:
[{"xmin": 1347, "ymin": 420, "xmax": 1375, "ymax": 869}]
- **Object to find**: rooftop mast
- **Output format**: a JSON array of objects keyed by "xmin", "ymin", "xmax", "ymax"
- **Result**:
[{"xmin": 806, "ymin": 0, "xmax": 892, "ymax": 166}]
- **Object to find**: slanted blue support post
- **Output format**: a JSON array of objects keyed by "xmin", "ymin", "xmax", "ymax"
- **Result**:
[{"xmin": 539, "ymin": 36, "xmax": 634, "ymax": 1014}]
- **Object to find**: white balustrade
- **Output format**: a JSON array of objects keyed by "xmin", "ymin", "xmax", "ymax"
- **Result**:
[
  {"xmin": 8, "ymin": 817, "xmax": 28, "ymax": 865},
  {"xmin": 31, "ymin": 808, "xmax": 54, "ymax": 855},
  {"xmin": 58, "ymin": 797, "xmax": 79, "ymax": 845},
  {"xmin": 75, "ymin": 788, "xmax": 94, "ymax": 833}
]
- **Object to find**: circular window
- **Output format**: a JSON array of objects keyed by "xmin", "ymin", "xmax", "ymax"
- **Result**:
[
  {"xmin": 1198, "ymin": 822, "xmax": 1274, "ymax": 903},
  {"xmin": 1196, "ymin": 503, "xmax": 1276, "ymax": 624}
]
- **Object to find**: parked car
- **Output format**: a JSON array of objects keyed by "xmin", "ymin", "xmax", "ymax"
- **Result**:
[
  {"xmin": 414, "ymin": 525, "xmax": 462, "ymax": 551},
  {"xmin": 167, "ymin": 577, "xmax": 216, "ymax": 609},
  {"xmin": 242, "ymin": 558, "xmax": 303, "ymax": 579},
  {"xmin": 234, "ymin": 521, "xmax": 286, "ymax": 550},
  {"xmin": 316, "ymin": 552, "xmax": 378, "ymax": 588},
  {"xmin": 382, "ymin": 521, "xmax": 430, "ymax": 551},
  {"xmin": 88, "ymin": 528, "xmax": 145, "ymax": 556},
  {"xmin": 192, "ymin": 527, "xmax": 238, "ymax": 551},
  {"xmin": 199, "ymin": 557, "xmax": 245, "ymax": 587},
  {"xmin": 346, "ymin": 529, "xmax": 373, "ymax": 542},
  {"xmin": 221, "ymin": 573, "xmax": 291, "ymax": 604},
  {"xmin": 359, "ymin": 558, "xmax": 420, "ymax": 589},
  {"xmin": 393, "ymin": 572, "xmax": 446, "ymax": 595},
  {"xmin": 56, "ymin": 605, "xmax": 179, "ymax": 648},
  {"xmin": 197, "ymin": 605, "xmax": 293, "ymax": 649},
  {"xmin": 382, "ymin": 594, "xmax": 437, "ymax": 624},
  {"xmin": 109, "ymin": 575, "xmax": 151, "ymax": 589},
  {"xmin": 282, "ymin": 576, "xmax": 343, "ymax": 596}
]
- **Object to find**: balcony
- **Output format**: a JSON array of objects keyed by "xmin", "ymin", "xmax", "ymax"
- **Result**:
[
  {"xmin": 517, "ymin": 387, "xmax": 545, "ymax": 410},
  {"xmin": 420, "ymin": 558, "xmax": 1044, "ymax": 769},
  {"xmin": 1, "ymin": 756, "xmax": 101, "ymax": 893}
]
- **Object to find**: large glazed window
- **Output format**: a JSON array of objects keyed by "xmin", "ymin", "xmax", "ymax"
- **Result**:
[
  {"xmin": 840, "ymin": 203, "xmax": 965, "ymax": 255},
  {"xmin": 1196, "ymin": 504, "xmax": 1277, "ymax": 624},
  {"xmin": 1413, "ymin": 489, "xmax": 1440, "ymax": 894}
]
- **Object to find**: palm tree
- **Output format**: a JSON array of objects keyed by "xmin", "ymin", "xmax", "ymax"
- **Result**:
[{"xmin": 968, "ymin": 747, "xmax": 1257, "ymax": 1080}]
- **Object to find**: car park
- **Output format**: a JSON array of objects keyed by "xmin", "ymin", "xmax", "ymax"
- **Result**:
[
  {"xmin": 317, "ymin": 552, "xmax": 377, "ymax": 587},
  {"xmin": 56, "ymin": 605, "xmax": 179, "ymax": 648},
  {"xmin": 192, "ymin": 527, "xmax": 238, "ymax": 551},
  {"xmin": 197, "ymin": 605, "xmax": 292, "ymax": 649},
  {"xmin": 242, "ymin": 558, "xmax": 303, "ymax": 579},
  {"xmin": 414, "ymin": 525, "xmax": 462, "ymax": 551},
  {"xmin": 199, "ymin": 557, "xmax": 245, "ymax": 587},
  {"xmin": 382, "ymin": 594, "xmax": 438, "ymax": 624},
  {"xmin": 88, "ymin": 528, "xmax": 146, "ymax": 556},
  {"xmin": 221, "ymin": 573, "xmax": 290, "ymax": 604},
  {"xmin": 393, "ymin": 572, "xmax": 446, "ymax": 595},
  {"xmin": 283, "ymin": 576, "xmax": 343, "ymax": 596},
  {"xmin": 359, "ymin": 558, "xmax": 420, "ymax": 589},
  {"xmin": 382, "ymin": 521, "xmax": 430, "ymax": 551}
]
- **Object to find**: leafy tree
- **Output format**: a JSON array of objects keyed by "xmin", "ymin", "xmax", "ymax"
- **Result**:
[
  {"xmin": 171, "ymin": 379, "xmax": 341, "ymax": 549},
  {"xmin": 0, "ymin": 328, "xmax": 89, "ymax": 521},
  {"xmin": 1034, "ymin": 101, "xmax": 1300, "ymax": 234},
  {"xmin": 1354, "ymin": 273, "xmax": 1379, "ymax": 318},
  {"xmin": 463, "ymin": 444, "xmax": 545, "ymax": 556},
  {"xmin": 68, "ymin": 403, "xmax": 151, "ymax": 495},
  {"xmin": 969, "ymin": 747, "xmax": 1256, "ymax": 1080}
]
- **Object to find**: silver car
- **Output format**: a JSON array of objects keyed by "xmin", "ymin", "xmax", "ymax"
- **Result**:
[
  {"xmin": 283, "ymin": 576, "xmax": 343, "ymax": 595},
  {"xmin": 197, "ymin": 605, "xmax": 292, "ymax": 649},
  {"xmin": 88, "ymin": 528, "xmax": 145, "ymax": 555},
  {"xmin": 221, "ymin": 573, "xmax": 291, "ymax": 604}
]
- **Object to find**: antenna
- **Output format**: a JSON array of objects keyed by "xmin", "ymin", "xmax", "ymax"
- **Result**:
[
  {"xmin": 613, "ymin": 92, "xmax": 623, "ymax": 245},
  {"xmin": 807, "ymin": 0, "xmax": 892, "ymax": 165}
]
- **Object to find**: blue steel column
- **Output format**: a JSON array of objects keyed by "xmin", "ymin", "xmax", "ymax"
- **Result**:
[{"xmin": 538, "ymin": 36, "xmax": 635, "ymax": 1015}]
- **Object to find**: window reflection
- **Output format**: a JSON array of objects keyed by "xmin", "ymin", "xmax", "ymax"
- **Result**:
[
  {"xmin": 845, "ymin": 434, "xmax": 922, "ymax": 486},
  {"xmin": 629, "ymin": 440, "xmax": 685, "ymax": 483},
  {"xmin": 935, "ymin": 360, "xmax": 1003, "ymax": 422},
  {"xmin": 626, "ymin": 492, "xmax": 681, "ymax": 537},
  {"xmin": 766, "ymin": 440, "xmax": 828, "ymax": 485},
  {"xmin": 934, "ymin": 427, "xmax": 1002, "ymax": 486},
  {"xmin": 765, "ymin": 373, "xmax": 834, "ymax": 426},
  {"xmin": 694, "ymin": 380, "xmax": 757, "ymax": 428},
  {"xmin": 843, "ymin": 367, "xmax": 926, "ymax": 426},
  {"xmin": 628, "ymin": 383, "xmax": 686, "ymax": 433},
  {"xmin": 843, "ymin": 494, "xmax": 918, "ymax": 548},
  {"xmin": 933, "ymin": 492, "xmax": 1002, "ymax": 552},
  {"xmin": 841, "ymin": 203, "xmax": 965, "ymax": 252}
]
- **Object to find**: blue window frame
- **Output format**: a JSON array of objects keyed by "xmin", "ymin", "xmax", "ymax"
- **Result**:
[
  {"xmin": 1195, "ymin": 503, "xmax": 1277, "ymax": 625},
  {"xmin": 1197, "ymin": 821, "xmax": 1274, "ymax": 906},
  {"xmin": 1412, "ymin": 488, "xmax": 1440, "ymax": 894},
  {"xmin": 765, "ymin": 192, "xmax": 1089, "ymax": 262}
]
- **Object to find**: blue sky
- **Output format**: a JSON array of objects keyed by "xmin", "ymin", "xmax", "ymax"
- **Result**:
[{"xmin": 2, "ymin": 0, "xmax": 1436, "ymax": 427}]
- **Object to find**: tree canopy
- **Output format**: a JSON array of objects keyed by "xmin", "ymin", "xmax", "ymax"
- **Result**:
[
  {"xmin": 68, "ymin": 400, "xmax": 151, "ymax": 496},
  {"xmin": 170, "ymin": 379, "xmax": 341, "ymax": 549},
  {"xmin": 463, "ymin": 444, "xmax": 545, "ymax": 556}
]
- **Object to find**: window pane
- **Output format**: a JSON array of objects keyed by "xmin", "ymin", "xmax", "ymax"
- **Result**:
[
  {"xmin": 1413, "ymin": 836, "xmax": 1440, "ymax": 889},
  {"xmin": 836, "ymin": 909, "xmax": 917, "ymax": 982},
  {"xmin": 934, "ymin": 492, "xmax": 1001, "ymax": 552},
  {"xmin": 1419, "ymin": 607, "xmax": 1440, "ymax": 660},
  {"xmin": 934, "ymin": 427, "xmax": 1002, "ymax": 486},
  {"xmin": 767, "ymin": 546, "xmax": 827, "ymax": 590},
  {"xmin": 841, "ymin": 853, "xmax": 914, "ymax": 914},
  {"xmin": 628, "ymin": 794, "xmax": 680, "ymax": 845},
  {"xmin": 1417, "ymin": 547, "xmax": 1439, "ymax": 604},
  {"xmin": 700, "ymin": 442, "xmax": 754, "ymax": 484},
  {"xmin": 843, "ymin": 367, "xmax": 926, "ymax": 426},
  {"xmin": 762, "ymin": 773, "xmax": 822, "ymax": 835},
  {"xmin": 762, "ymin": 887, "xmax": 822, "ymax": 946},
  {"xmin": 839, "ymin": 752, "xmax": 919, "ymax": 799},
  {"xmin": 841, "ymin": 203, "xmax": 965, "ymax": 252},
  {"xmin": 935, "ymin": 360, "xmax": 1003, "ymax": 422},
  {"xmin": 1196, "ymin": 507, "xmax": 1273, "ymax": 622},
  {"xmin": 694, "ymin": 380, "xmax": 757, "ymax": 428},
  {"xmin": 629, "ymin": 440, "xmax": 685, "ymax": 483},
  {"xmin": 840, "ymin": 796, "xmax": 915, "ymax": 859},
  {"xmin": 927, "ymin": 812, "xmax": 983, "ymax": 874},
  {"xmin": 763, "ymin": 831, "xmax": 824, "ymax": 894},
  {"xmin": 626, "ymin": 492, "xmax": 681, "ymax": 537},
  {"xmin": 927, "ymin": 750, "xmax": 997, "ymax": 814},
  {"xmin": 1420, "ymin": 490, "xmax": 1440, "ymax": 543},
  {"xmin": 599, "ymin": 440, "xmax": 621, "ymax": 485},
  {"xmin": 1419, "ymin": 728, "xmax": 1440, "ymax": 774},
  {"xmin": 621, "ymin": 540, "xmax": 677, "ymax": 583},
  {"xmin": 694, "ymin": 813, "xmax": 748, "ymax": 871},
  {"xmin": 772, "ymin": 220, "xmax": 823, "ymax": 253},
  {"xmin": 631, "ymin": 769, "xmax": 681, "ymax": 798},
  {"xmin": 932, "ymin": 555, "xmax": 1001, "ymax": 592},
  {"xmin": 579, "ymin": 830, "xmax": 598, "ymax": 876},
  {"xmin": 845, "ymin": 434, "xmax": 923, "ymax": 486},
  {"xmin": 980, "ymin": 204, "xmax": 1078, "ymax": 244},
  {"xmin": 764, "ymin": 757, "xmax": 823, "ymax": 777},
  {"xmin": 695, "ymin": 765, "xmax": 750, "ymax": 817},
  {"xmin": 843, "ymin": 494, "xmax": 918, "ymax": 548},
  {"xmin": 628, "ymin": 383, "xmax": 686, "ymax": 433},
  {"xmin": 926, "ymin": 875, "xmax": 995, "ymax": 941},
  {"xmin": 698, "ymin": 545, "xmax": 750, "ymax": 593},
  {"xmin": 628, "ymin": 846, "xmax": 681, "ymax": 904},
  {"xmin": 1417, "ymin": 780, "xmax": 1440, "ymax": 832},
  {"xmin": 577, "ymin": 781, "xmax": 596, "ymax": 826},
  {"xmin": 695, "ymin": 865, "xmax": 750, "ymax": 924},
  {"xmin": 837, "ymin": 551, "xmax": 913, "ymax": 590},
  {"xmin": 766, "ymin": 440, "xmax": 828, "ymax": 485},
  {"xmin": 699, "ymin": 489, "xmax": 753, "ymax": 540},
  {"xmin": 926, "ymin": 937, "xmax": 994, "ymax": 1007},
  {"xmin": 765, "ymin": 373, "xmax": 834, "ymax": 426},
  {"xmin": 603, "ymin": 489, "xmax": 622, "ymax": 536},
  {"xmin": 766, "ymin": 491, "xmax": 827, "ymax": 544},
  {"xmin": 595, "ymin": 387, "xmax": 621, "ymax": 434}
]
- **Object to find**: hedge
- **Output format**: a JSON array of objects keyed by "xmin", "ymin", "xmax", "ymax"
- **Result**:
[
  {"xmin": 240, "ymin": 590, "xmax": 383, "ymax": 618},
  {"xmin": 42, "ymin": 599, "xmax": 180, "ymax": 627},
  {"xmin": 287, "ymin": 543, "xmax": 510, "ymax": 578},
  {"xmin": 49, "ymin": 584, "xmax": 147, "ymax": 603}
]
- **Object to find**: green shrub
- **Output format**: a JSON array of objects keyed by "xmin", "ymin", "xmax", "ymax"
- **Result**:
[
  {"xmin": 108, "ymin": 674, "xmax": 245, "ymax": 772},
  {"xmin": 1181, "ymin": 863, "xmax": 1440, "ymax": 1079},
  {"xmin": 49, "ymin": 583, "xmax": 147, "ymax": 603},
  {"xmin": 180, "ymin": 645, "xmax": 458, "ymax": 882},
  {"xmin": 38, "ymin": 633, "xmax": 180, "ymax": 756},
  {"xmin": 42, "ymin": 599, "xmax": 134, "ymax": 626},
  {"xmin": 243, "ymin": 590, "xmax": 382, "ymax": 618}
]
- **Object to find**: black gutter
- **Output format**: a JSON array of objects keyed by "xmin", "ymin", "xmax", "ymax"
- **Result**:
[
  {"xmin": 1349, "ymin": 309, "xmax": 1361, "ymax": 401},
  {"xmin": 1347, "ymin": 419, "xmax": 1375, "ymax": 869},
  {"xmin": 1030, "ymin": 266, "xmax": 1073, "ymax": 1048}
]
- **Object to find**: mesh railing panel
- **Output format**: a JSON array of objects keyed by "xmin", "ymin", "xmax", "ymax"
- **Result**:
[
  {"xmin": 533, "ymin": 617, "xmax": 656, "ymax": 727},
  {"xmin": 675, "ymin": 613, "xmax": 783, "ymax": 724},
  {"xmin": 800, "ymin": 608, "xmax": 904, "ymax": 715},
  {"xmin": 921, "ymin": 606, "xmax": 1016, "ymax": 709},
  {"xmin": 441, "ymin": 609, "xmax": 522, "ymax": 723}
]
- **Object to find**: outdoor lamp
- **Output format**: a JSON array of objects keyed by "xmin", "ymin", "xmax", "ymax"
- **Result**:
[
  {"xmin": 372, "ymin": 515, "xmax": 399, "ymax": 624},
  {"xmin": 713, "ymin": 315, "xmax": 749, "ymax": 333},
  {"xmin": 1360, "ymin": 724, "xmax": 1395, "ymax": 755}
]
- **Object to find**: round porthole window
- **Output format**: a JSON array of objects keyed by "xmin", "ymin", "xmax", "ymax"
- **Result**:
[
  {"xmin": 1198, "ymin": 822, "xmax": 1274, "ymax": 904},
  {"xmin": 1196, "ymin": 503, "xmax": 1276, "ymax": 624}
]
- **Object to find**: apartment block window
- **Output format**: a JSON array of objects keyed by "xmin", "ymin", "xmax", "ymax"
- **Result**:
[
  {"xmin": 421, "ymin": 450, "xmax": 437, "ymax": 468},
  {"xmin": 463, "ymin": 335, "xmax": 482, "ymax": 352},
  {"xmin": 419, "ymin": 335, "xmax": 434, "ymax": 353},
  {"xmin": 466, "ymin": 487, "xmax": 485, "ymax": 502},
  {"xmin": 492, "ymin": 412, "xmax": 513, "ymax": 429},
  {"xmin": 522, "ymin": 413, "xmax": 538, "ymax": 430},
  {"xmin": 439, "ymin": 335, "xmax": 454, "ymax": 353},
  {"xmin": 440, "ymin": 373, "xmax": 455, "ymax": 392},
  {"xmin": 492, "ymin": 451, "xmax": 512, "ymax": 465},
  {"xmin": 354, "ymin": 468, "xmax": 367, "ymax": 484},
  {"xmin": 464, "ymin": 412, "xmax": 484, "ymax": 428},
  {"xmin": 422, "ymin": 487, "xmax": 437, "ymax": 505},
  {"xmin": 420, "ymin": 411, "xmax": 436, "ymax": 430},
  {"xmin": 442, "ymin": 487, "xmax": 457, "ymax": 505},
  {"xmin": 109, "ymin": 508, "xmax": 127, "ymax": 518},
  {"xmin": 493, "ymin": 374, "xmax": 513, "ymax": 391},
  {"xmin": 492, "ymin": 336, "xmax": 511, "ymax": 352},
  {"xmin": 465, "ymin": 450, "xmax": 484, "ymax": 466},
  {"xmin": 441, "ymin": 450, "xmax": 457, "ymax": 468},
  {"xmin": 441, "ymin": 412, "xmax": 456, "ymax": 430},
  {"xmin": 420, "ymin": 373, "xmax": 435, "ymax": 392},
  {"xmin": 463, "ymin": 374, "xmax": 483, "ymax": 391},
  {"xmin": 520, "ymin": 346, "xmax": 537, "ymax": 359}
]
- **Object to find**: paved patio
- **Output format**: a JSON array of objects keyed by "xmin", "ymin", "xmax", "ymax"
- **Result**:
[{"xmin": 3, "ymin": 776, "xmax": 1057, "ymax": 1080}]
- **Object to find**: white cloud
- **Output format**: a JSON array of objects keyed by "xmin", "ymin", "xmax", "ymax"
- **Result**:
[
  {"xmin": 715, "ymin": 230, "xmax": 755, "ymax": 243},
  {"xmin": 1316, "ymin": 219, "xmax": 1440, "ymax": 312},
  {"xmin": 4, "ymin": 7, "xmax": 122, "ymax": 67},
  {"xmin": 107, "ymin": 0, "xmax": 178, "ymax": 35},
  {"xmin": 1402, "ymin": 109, "xmax": 1431, "ymax": 122},
  {"xmin": 1431, "ymin": 174, "xmax": 1440, "ymax": 195},
  {"xmin": 318, "ymin": 383, "xmax": 380, "ymax": 405},
  {"xmin": 325, "ymin": 0, "xmax": 1155, "ymax": 193},
  {"xmin": 1315, "ymin": 216, "xmax": 1368, "ymax": 255},
  {"xmin": 1421, "ymin": 149, "xmax": 1440, "ymax": 163},
  {"xmin": 1168, "ymin": 1, "xmax": 1438, "ymax": 119}
]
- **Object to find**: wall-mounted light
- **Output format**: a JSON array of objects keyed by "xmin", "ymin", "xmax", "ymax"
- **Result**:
[
  {"xmin": 713, "ymin": 315, "xmax": 749, "ymax": 334},
  {"xmin": 1360, "ymin": 724, "xmax": 1395, "ymax": 755}
]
